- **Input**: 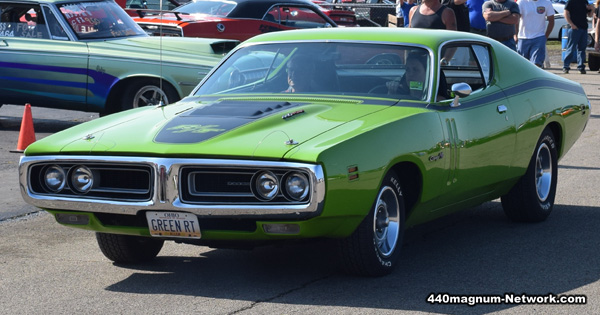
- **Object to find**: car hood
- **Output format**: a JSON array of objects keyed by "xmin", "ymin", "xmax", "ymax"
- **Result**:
[
  {"xmin": 26, "ymin": 96, "xmax": 399, "ymax": 160},
  {"xmin": 88, "ymin": 36, "xmax": 238, "ymax": 60},
  {"xmin": 136, "ymin": 14, "xmax": 225, "ymax": 24}
]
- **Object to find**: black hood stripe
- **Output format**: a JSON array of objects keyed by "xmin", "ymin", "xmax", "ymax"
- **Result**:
[{"xmin": 154, "ymin": 100, "xmax": 303, "ymax": 144}]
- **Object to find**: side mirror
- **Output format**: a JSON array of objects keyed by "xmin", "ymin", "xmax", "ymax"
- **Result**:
[{"xmin": 450, "ymin": 82, "xmax": 472, "ymax": 108}]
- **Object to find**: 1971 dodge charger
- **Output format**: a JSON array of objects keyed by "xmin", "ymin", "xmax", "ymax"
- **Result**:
[
  {"xmin": 18, "ymin": 28, "xmax": 590, "ymax": 276},
  {"xmin": 0, "ymin": 0, "xmax": 237, "ymax": 114}
]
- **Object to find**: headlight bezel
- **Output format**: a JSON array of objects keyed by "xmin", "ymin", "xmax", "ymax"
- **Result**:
[
  {"xmin": 283, "ymin": 171, "xmax": 310, "ymax": 201},
  {"xmin": 42, "ymin": 165, "xmax": 66, "ymax": 193},
  {"xmin": 251, "ymin": 170, "xmax": 280, "ymax": 201},
  {"xmin": 69, "ymin": 165, "xmax": 94, "ymax": 194}
]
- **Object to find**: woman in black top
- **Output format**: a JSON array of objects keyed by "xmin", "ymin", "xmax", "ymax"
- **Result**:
[{"xmin": 409, "ymin": 0, "xmax": 457, "ymax": 30}]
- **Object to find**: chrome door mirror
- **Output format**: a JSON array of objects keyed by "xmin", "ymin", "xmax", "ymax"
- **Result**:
[{"xmin": 450, "ymin": 82, "xmax": 472, "ymax": 108}]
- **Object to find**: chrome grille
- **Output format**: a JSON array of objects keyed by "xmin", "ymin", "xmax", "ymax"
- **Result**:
[
  {"xmin": 28, "ymin": 163, "xmax": 153, "ymax": 201},
  {"xmin": 180, "ymin": 167, "xmax": 311, "ymax": 204}
]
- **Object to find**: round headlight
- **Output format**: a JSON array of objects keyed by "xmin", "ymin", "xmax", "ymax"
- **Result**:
[
  {"xmin": 44, "ymin": 165, "xmax": 66, "ymax": 192},
  {"xmin": 284, "ymin": 172, "xmax": 309, "ymax": 201},
  {"xmin": 253, "ymin": 171, "xmax": 279, "ymax": 201},
  {"xmin": 70, "ymin": 166, "xmax": 93, "ymax": 193}
]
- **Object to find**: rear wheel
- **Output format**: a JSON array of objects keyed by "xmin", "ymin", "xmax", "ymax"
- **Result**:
[
  {"xmin": 338, "ymin": 170, "xmax": 405, "ymax": 276},
  {"xmin": 120, "ymin": 79, "xmax": 179, "ymax": 112},
  {"xmin": 501, "ymin": 128, "xmax": 558, "ymax": 222},
  {"xmin": 96, "ymin": 232, "xmax": 164, "ymax": 263}
]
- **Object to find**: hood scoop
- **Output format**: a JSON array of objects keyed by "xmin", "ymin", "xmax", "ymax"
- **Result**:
[{"xmin": 154, "ymin": 100, "xmax": 302, "ymax": 144}]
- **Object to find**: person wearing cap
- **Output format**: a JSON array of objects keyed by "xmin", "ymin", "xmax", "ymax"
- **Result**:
[{"xmin": 482, "ymin": 0, "xmax": 521, "ymax": 51}]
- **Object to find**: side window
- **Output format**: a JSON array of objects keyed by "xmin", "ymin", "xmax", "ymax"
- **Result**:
[
  {"xmin": 43, "ymin": 6, "xmax": 69, "ymax": 40},
  {"xmin": 276, "ymin": 6, "xmax": 331, "ymax": 28},
  {"xmin": 440, "ymin": 44, "xmax": 489, "ymax": 95},
  {"xmin": 472, "ymin": 45, "xmax": 492, "ymax": 85},
  {"xmin": 0, "ymin": 4, "xmax": 50, "ymax": 39}
]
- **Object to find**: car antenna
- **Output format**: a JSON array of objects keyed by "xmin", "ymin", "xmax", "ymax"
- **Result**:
[{"xmin": 158, "ymin": 0, "xmax": 166, "ymax": 107}]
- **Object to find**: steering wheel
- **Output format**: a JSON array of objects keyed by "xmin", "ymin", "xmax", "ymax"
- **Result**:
[
  {"xmin": 228, "ymin": 68, "xmax": 245, "ymax": 88},
  {"xmin": 368, "ymin": 84, "xmax": 389, "ymax": 94}
]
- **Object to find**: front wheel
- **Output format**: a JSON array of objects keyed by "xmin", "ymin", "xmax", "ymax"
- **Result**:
[
  {"xmin": 501, "ymin": 128, "xmax": 558, "ymax": 222},
  {"xmin": 96, "ymin": 233, "xmax": 164, "ymax": 263},
  {"xmin": 338, "ymin": 170, "xmax": 405, "ymax": 276}
]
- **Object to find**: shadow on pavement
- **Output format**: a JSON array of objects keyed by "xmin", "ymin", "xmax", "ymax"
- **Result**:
[{"xmin": 105, "ymin": 201, "xmax": 600, "ymax": 314}]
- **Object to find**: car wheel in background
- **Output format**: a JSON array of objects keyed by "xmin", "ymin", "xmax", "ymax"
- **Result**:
[
  {"xmin": 338, "ymin": 170, "xmax": 405, "ymax": 277},
  {"xmin": 501, "ymin": 128, "xmax": 558, "ymax": 222},
  {"xmin": 96, "ymin": 232, "xmax": 164, "ymax": 263},
  {"xmin": 121, "ymin": 79, "xmax": 180, "ymax": 111}
]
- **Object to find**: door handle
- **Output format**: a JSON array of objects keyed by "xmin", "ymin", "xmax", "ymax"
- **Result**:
[{"xmin": 497, "ymin": 105, "xmax": 507, "ymax": 114}]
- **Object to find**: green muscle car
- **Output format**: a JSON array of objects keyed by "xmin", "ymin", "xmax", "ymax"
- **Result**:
[
  {"xmin": 0, "ymin": 0, "xmax": 237, "ymax": 114},
  {"xmin": 18, "ymin": 28, "xmax": 590, "ymax": 276}
]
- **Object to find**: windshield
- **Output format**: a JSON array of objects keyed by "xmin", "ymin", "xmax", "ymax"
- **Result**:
[
  {"xmin": 58, "ymin": 1, "xmax": 147, "ymax": 39},
  {"xmin": 195, "ymin": 42, "xmax": 431, "ymax": 101},
  {"xmin": 175, "ymin": 0, "xmax": 236, "ymax": 17}
]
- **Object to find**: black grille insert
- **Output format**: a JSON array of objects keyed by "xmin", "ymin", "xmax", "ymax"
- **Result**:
[
  {"xmin": 180, "ymin": 167, "xmax": 311, "ymax": 204},
  {"xmin": 29, "ymin": 163, "xmax": 153, "ymax": 201}
]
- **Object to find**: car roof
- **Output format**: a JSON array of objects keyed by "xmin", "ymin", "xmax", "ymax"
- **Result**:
[
  {"xmin": 243, "ymin": 27, "xmax": 489, "ymax": 48},
  {"xmin": 221, "ymin": 0, "xmax": 325, "ymax": 19}
]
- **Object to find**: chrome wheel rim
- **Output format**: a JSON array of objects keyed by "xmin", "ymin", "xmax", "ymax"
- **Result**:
[
  {"xmin": 535, "ymin": 143, "xmax": 552, "ymax": 202},
  {"xmin": 372, "ymin": 186, "xmax": 401, "ymax": 258},
  {"xmin": 133, "ymin": 86, "xmax": 168, "ymax": 108}
]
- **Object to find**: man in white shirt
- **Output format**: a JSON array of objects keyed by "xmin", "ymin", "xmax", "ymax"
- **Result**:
[{"xmin": 516, "ymin": 0, "xmax": 555, "ymax": 67}]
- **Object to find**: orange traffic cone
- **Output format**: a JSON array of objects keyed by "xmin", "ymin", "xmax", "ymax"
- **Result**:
[{"xmin": 10, "ymin": 103, "xmax": 36, "ymax": 153}]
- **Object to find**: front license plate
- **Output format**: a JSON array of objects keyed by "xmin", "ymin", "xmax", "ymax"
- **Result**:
[{"xmin": 146, "ymin": 211, "xmax": 201, "ymax": 239}]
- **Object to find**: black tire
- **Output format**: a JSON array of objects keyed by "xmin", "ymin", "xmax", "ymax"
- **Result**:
[
  {"xmin": 501, "ymin": 128, "xmax": 558, "ymax": 222},
  {"xmin": 96, "ymin": 232, "xmax": 164, "ymax": 263},
  {"xmin": 588, "ymin": 53, "xmax": 600, "ymax": 71},
  {"xmin": 120, "ymin": 79, "xmax": 180, "ymax": 112},
  {"xmin": 338, "ymin": 170, "xmax": 406, "ymax": 277}
]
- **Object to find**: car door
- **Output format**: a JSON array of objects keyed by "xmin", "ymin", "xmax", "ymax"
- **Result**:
[
  {"xmin": 0, "ymin": 3, "xmax": 89, "ymax": 110},
  {"xmin": 433, "ymin": 43, "xmax": 517, "ymax": 208}
]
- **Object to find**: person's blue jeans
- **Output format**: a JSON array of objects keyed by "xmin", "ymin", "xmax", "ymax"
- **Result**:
[
  {"xmin": 517, "ymin": 35, "xmax": 546, "ymax": 67},
  {"xmin": 563, "ymin": 28, "xmax": 587, "ymax": 70},
  {"xmin": 500, "ymin": 38, "xmax": 517, "ymax": 52}
]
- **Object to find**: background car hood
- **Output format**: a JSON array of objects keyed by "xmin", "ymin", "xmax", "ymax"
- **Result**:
[
  {"xmin": 136, "ymin": 14, "xmax": 225, "ymax": 24},
  {"xmin": 88, "ymin": 36, "xmax": 238, "ymax": 60},
  {"xmin": 25, "ymin": 96, "xmax": 399, "ymax": 160}
]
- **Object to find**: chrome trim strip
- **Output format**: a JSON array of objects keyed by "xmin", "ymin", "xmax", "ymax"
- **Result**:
[{"xmin": 19, "ymin": 156, "xmax": 325, "ymax": 218}]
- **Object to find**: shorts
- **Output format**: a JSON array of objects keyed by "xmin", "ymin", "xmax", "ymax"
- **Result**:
[{"xmin": 517, "ymin": 36, "xmax": 547, "ymax": 67}]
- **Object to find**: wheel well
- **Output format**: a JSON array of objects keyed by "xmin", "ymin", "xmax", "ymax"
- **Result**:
[
  {"xmin": 103, "ymin": 77, "xmax": 179, "ymax": 114},
  {"xmin": 545, "ymin": 122, "xmax": 563, "ymax": 157},
  {"xmin": 390, "ymin": 162, "xmax": 421, "ymax": 218}
]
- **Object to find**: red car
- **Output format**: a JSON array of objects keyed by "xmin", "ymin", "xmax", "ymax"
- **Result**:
[{"xmin": 122, "ymin": 0, "xmax": 357, "ymax": 41}]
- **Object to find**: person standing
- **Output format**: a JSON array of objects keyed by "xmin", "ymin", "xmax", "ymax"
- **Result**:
[
  {"xmin": 442, "ymin": 0, "xmax": 471, "ymax": 31},
  {"xmin": 562, "ymin": 0, "xmax": 594, "ymax": 73},
  {"xmin": 482, "ymin": 0, "xmax": 521, "ymax": 51},
  {"xmin": 409, "ymin": 0, "xmax": 457, "ymax": 30},
  {"xmin": 516, "ymin": 0, "xmax": 555, "ymax": 67},
  {"xmin": 467, "ymin": 0, "xmax": 487, "ymax": 34},
  {"xmin": 398, "ymin": 0, "xmax": 417, "ymax": 27}
]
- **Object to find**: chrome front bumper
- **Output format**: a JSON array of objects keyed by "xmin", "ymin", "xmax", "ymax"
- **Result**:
[{"xmin": 19, "ymin": 156, "xmax": 325, "ymax": 219}]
